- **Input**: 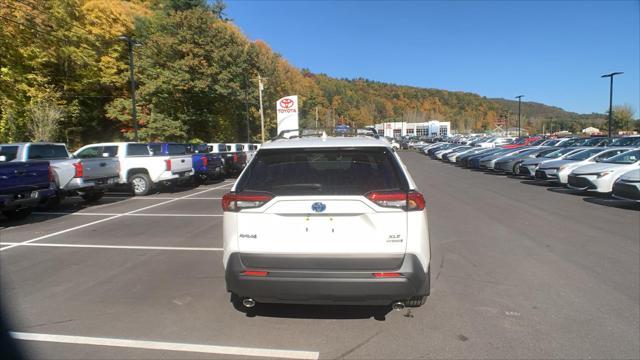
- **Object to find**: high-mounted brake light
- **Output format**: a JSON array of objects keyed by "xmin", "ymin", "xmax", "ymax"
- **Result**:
[
  {"xmin": 222, "ymin": 192, "xmax": 273, "ymax": 212},
  {"xmin": 165, "ymin": 159, "xmax": 172, "ymax": 171},
  {"xmin": 366, "ymin": 191, "xmax": 425, "ymax": 211},
  {"xmin": 73, "ymin": 162, "xmax": 83, "ymax": 178}
]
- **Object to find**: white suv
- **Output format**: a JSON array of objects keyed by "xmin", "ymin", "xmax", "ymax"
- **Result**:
[{"xmin": 222, "ymin": 136, "xmax": 430, "ymax": 309}]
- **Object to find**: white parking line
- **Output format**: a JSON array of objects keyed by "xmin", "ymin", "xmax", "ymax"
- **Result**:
[
  {"xmin": 32, "ymin": 212, "xmax": 223, "ymax": 217},
  {"xmin": 0, "ymin": 243, "xmax": 222, "ymax": 251},
  {"xmin": 0, "ymin": 182, "xmax": 233, "ymax": 253},
  {"xmin": 10, "ymin": 332, "xmax": 319, "ymax": 359}
]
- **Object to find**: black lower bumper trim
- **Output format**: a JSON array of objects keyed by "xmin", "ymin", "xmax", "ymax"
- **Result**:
[{"xmin": 225, "ymin": 253, "xmax": 429, "ymax": 305}]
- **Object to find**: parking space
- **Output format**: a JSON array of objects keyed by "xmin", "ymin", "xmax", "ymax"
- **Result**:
[{"xmin": 1, "ymin": 155, "xmax": 638, "ymax": 359}]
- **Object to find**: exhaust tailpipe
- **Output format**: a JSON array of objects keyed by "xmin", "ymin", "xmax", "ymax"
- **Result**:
[
  {"xmin": 242, "ymin": 298, "xmax": 256, "ymax": 308},
  {"xmin": 392, "ymin": 301, "xmax": 405, "ymax": 311}
]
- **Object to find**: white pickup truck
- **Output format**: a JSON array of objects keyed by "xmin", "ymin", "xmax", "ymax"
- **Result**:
[
  {"xmin": 74, "ymin": 142, "xmax": 193, "ymax": 196},
  {"xmin": 2, "ymin": 142, "xmax": 120, "ymax": 203}
]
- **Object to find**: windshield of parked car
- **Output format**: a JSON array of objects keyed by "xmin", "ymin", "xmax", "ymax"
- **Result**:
[
  {"xmin": 543, "ymin": 148, "xmax": 577, "ymax": 158},
  {"xmin": 602, "ymin": 150, "xmax": 640, "ymax": 164},
  {"xmin": 237, "ymin": 147, "xmax": 406, "ymax": 195},
  {"xmin": 610, "ymin": 137, "xmax": 640, "ymax": 147},
  {"xmin": 564, "ymin": 148, "xmax": 604, "ymax": 161},
  {"xmin": 27, "ymin": 144, "xmax": 70, "ymax": 160}
]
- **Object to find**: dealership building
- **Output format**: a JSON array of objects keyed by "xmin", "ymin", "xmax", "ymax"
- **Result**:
[{"xmin": 374, "ymin": 121, "xmax": 451, "ymax": 138}]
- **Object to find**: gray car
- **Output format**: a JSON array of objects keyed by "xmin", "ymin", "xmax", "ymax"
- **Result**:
[
  {"xmin": 479, "ymin": 148, "xmax": 530, "ymax": 170},
  {"xmin": 494, "ymin": 147, "xmax": 553, "ymax": 174}
]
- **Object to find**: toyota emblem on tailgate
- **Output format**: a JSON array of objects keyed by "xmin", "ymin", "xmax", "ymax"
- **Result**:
[{"xmin": 311, "ymin": 202, "xmax": 326, "ymax": 213}]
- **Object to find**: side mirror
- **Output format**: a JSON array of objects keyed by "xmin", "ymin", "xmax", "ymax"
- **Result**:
[
  {"xmin": 102, "ymin": 153, "xmax": 110, "ymax": 158},
  {"xmin": 0, "ymin": 155, "xmax": 6, "ymax": 162}
]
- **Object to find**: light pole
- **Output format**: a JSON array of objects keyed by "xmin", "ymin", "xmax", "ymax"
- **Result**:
[
  {"xmin": 119, "ymin": 35, "xmax": 140, "ymax": 142},
  {"xmin": 257, "ymin": 74, "xmax": 265, "ymax": 143},
  {"xmin": 515, "ymin": 95, "xmax": 524, "ymax": 138},
  {"xmin": 601, "ymin": 72, "xmax": 623, "ymax": 138}
]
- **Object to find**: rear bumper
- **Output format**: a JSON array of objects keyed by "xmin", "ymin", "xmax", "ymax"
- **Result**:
[
  {"xmin": 65, "ymin": 176, "xmax": 119, "ymax": 191},
  {"xmin": 225, "ymin": 253, "xmax": 429, "ymax": 306},
  {"xmin": 0, "ymin": 188, "xmax": 56, "ymax": 210}
]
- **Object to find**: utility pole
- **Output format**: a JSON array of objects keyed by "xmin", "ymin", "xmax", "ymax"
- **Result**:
[
  {"xmin": 601, "ymin": 72, "xmax": 623, "ymax": 138},
  {"xmin": 244, "ymin": 75, "xmax": 250, "ymax": 142},
  {"xmin": 515, "ymin": 95, "xmax": 524, "ymax": 138},
  {"xmin": 119, "ymin": 35, "xmax": 140, "ymax": 142},
  {"xmin": 315, "ymin": 106, "xmax": 319, "ymax": 129},
  {"xmin": 258, "ymin": 74, "xmax": 265, "ymax": 143}
]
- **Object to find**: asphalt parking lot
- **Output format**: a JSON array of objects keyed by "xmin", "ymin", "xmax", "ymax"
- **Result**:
[{"xmin": 1, "ymin": 151, "xmax": 639, "ymax": 359}]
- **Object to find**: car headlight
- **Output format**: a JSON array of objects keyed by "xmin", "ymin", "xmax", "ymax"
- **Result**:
[{"xmin": 597, "ymin": 171, "xmax": 613, "ymax": 178}]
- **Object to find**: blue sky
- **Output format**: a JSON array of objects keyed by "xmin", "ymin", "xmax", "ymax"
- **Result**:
[{"xmin": 225, "ymin": 0, "xmax": 640, "ymax": 117}]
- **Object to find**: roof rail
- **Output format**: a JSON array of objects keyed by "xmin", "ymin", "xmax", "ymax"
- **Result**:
[{"xmin": 274, "ymin": 127, "xmax": 380, "ymax": 141}]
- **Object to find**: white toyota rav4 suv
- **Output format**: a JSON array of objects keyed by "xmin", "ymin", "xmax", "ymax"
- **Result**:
[{"xmin": 222, "ymin": 135, "xmax": 430, "ymax": 309}]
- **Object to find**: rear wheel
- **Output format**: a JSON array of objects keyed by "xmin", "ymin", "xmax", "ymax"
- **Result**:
[
  {"xmin": 81, "ymin": 190, "xmax": 105, "ymax": 203},
  {"xmin": 2, "ymin": 208, "xmax": 32, "ymax": 220},
  {"xmin": 43, "ymin": 192, "xmax": 64, "ymax": 209},
  {"xmin": 130, "ymin": 173, "xmax": 152, "ymax": 196}
]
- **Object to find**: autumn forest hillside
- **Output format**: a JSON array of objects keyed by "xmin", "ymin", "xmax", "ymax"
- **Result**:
[{"xmin": 1, "ymin": 0, "xmax": 636, "ymax": 148}]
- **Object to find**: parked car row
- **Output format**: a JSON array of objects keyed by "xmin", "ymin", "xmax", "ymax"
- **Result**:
[
  {"xmin": 0, "ymin": 141, "xmax": 261, "ymax": 220},
  {"xmin": 416, "ymin": 136, "xmax": 640, "ymax": 204}
]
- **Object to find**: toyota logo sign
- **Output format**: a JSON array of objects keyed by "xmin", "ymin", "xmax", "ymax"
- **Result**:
[{"xmin": 279, "ymin": 98, "xmax": 294, "ymax": 109}]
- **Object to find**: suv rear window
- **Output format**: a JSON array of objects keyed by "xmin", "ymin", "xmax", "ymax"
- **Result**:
[
  {"xmin": 27, "ymin": 144, "xmax": 69, "ymax": 159},
  {"xmin": 236, "ymin": 147, "xmax": 407, "ymax": 195}
]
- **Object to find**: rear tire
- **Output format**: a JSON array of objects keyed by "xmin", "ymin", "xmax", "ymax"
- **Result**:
[
  {"xmin": 81, "ymin": 191, "xmax": 104, "ymax": 203},
  {"xmin": 130, "ymin": 173, "xmax": 152, "ymax": 196},
  {"xmin": 2, "ymin": 208, "xmax": 32, "ymax": 220},
  {"xmin": 43, "ymin": 193, "xmax": 64, "ymax": 209}
]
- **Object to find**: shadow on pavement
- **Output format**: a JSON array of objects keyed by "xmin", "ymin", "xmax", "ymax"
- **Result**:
[
  {"xmin": 583, "ymin": 197, "xmax": 640, "ymax": 211},
  {"xmin": 521, "ymin": 180, "xmax": 555, "ymax": 187},
  {"xmin": 233, "ymin": 301, "xmax": 393, "ymax": 321},
  {"xmin": 546, "ymin": 187, "xmax": 586, "ymax": 196}
]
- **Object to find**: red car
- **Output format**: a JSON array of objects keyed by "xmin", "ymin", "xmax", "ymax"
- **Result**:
[{"xmin": 502, "ymin": 136, "xmax": 542, "ymax": 149}]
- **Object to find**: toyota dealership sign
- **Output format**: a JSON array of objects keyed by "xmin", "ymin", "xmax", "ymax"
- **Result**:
[{"xmin": 276, "ymin": 95, "xmax": 299, "ymax": 136}]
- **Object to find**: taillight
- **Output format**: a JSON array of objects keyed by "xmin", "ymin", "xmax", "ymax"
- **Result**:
[
  {"xmin": 407, "ymin": 191, "xmax": 426, "ymax": 211},
  {"xmin": 365, "ymin": 191, "xmax": 425, "ymax": 211},
  {"xmin": 165, "ymin": 159, "xmax": 172, "ymax": 171},
  {"xmin": 221, "ymin": 192, "xmax": 273, "ymax": 212},
  {"xmin": 233, "ymin": 154, "xmax": 238, "ymax": 162},
  {"xmin": 48, "ymin": 166, "xmax": 55, "ymax": 182},
  {"xmin": 202, "ymin": 156, "xmax": 208, "ymax": 167},
  {"xmin": 73, "ymin": 162, "xmax": 83, "ymax": 178}
]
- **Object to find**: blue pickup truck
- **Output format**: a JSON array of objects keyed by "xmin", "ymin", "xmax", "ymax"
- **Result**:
[
  {"xmin": 0, "ymin": 155, "xmax": 56, "ymax": 220},
  {"xmin": 148, "ymin": 143, "xmax": 224, "ymax": 184},
  {"xmin": 185, "ymin": 144, "xmax": 225, "ymax": 183}
]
